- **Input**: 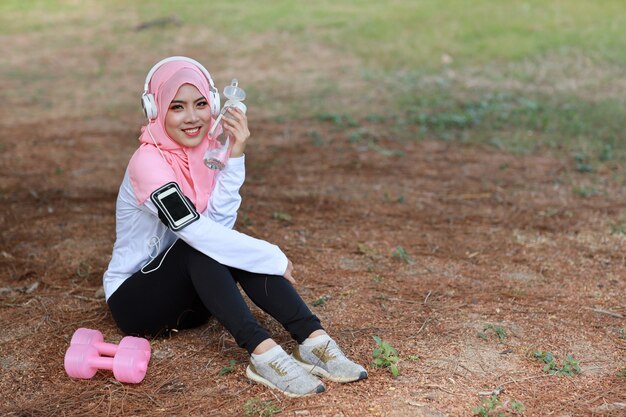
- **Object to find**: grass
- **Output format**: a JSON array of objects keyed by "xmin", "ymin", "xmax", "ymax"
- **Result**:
[
  {"xmin": 4, "ymin": 1, "xmax": 626, "ymax": 67},
  {"xmin": 81, "ymin": 0, "xmax": 626, "ymax": 70},
  {"xmin": 1, "ymin": 1, "xmax": 626, "ymax": 170},
  {"xmin": 400, "ymin": 88, "xmax": 626, "ymax": 168}
]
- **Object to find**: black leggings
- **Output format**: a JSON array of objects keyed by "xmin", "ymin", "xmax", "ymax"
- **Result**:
[{"xmin": 107, "ymin": 240, "xmax": 322, "ymax": 354}]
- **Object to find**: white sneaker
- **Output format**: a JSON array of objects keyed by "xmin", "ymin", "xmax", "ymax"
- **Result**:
[
  {"xmin": 292, "ymin": 337, "xmax": 368, "ymax": 383},
  {"xmin": 246, "ymin": 347, "xmax": 325, "ymax": 397}
]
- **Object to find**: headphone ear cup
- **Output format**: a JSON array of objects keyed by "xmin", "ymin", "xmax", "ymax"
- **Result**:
[{"xmin": 141, "ymin": 93, "xmax": 157, "ymax": 120}]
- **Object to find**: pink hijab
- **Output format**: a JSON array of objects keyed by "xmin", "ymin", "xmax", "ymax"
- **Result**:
[{"xmin": 128, "ymin": 60, "xmax": 219, "ymax": 213}]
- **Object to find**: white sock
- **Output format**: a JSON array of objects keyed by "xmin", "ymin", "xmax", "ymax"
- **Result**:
[
  {"xmin": 302, "ymin": 334, "xmax": 332, "ymax": 346},
  {"xmin": 251, "ymin": 344, "xmax": 284, "ymax": 362}
]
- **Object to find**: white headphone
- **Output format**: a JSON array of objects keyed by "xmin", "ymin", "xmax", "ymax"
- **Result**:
[{"xmin": 141, "ymin": 56, "xmax": 221, "ymax": 121}]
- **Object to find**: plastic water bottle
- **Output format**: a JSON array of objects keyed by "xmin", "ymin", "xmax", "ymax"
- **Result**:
[{"xmin": 204, "ymin": 79, "xmax": 247, "ymax": 170}]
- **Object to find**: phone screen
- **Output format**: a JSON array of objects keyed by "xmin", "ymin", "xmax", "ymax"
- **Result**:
[
  {"xmin": 151, "ymin": 182, "xmax": 199, "ymax": 230},
  {"xmin": 161, "ymin": 191, "xmax": 192, "ymax": 222}
]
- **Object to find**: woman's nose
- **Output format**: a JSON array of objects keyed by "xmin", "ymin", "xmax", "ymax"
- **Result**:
[{"xmin": 185, "ymin": 109, "xmax": 200, "ymax": 123}]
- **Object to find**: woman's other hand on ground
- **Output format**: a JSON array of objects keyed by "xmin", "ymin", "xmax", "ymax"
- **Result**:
[{"xmin": 283, "ymin": 259, "xmax": 295, "ymax": 285}]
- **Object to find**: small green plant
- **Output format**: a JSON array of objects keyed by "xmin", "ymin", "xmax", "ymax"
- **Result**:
[
  {"xmin": 312, "ymin": 295, "xmax": 329, "ymax": 307},
  {"xmin": 610, "ymin": 223, "xmax": 625, "ymax": 234},
  {"xmin": 308, "ymin": 130, "xmax": 325, "ymax": 147},
  {"xmin": 218, "ymin": 359, "xmax": 236, "ymax": 376},
  {"xmin": 509, "ymin": 400, "xmax": 526, "ymax": 414},
  {"xmin": 573, "ymin": 186, "xmax": 597, "ymax": 198},
  {"xmin": 532, "ymin": 351, "xmax": 581, "ymax": 376},
  {"xmin": 392, "ymin": 246, "xmax": 411, "ymax": 264},
  {"xmin": 472, "ymin": 396, "xmax": 526, "ymax": 416},
  {"xmin": 599, "ymin": 143, "xmax": 613, "ymax": 161},
  {"xmin": 356, "ymin": 242, "xmax": 377, "ymax": 257},
  {"xmin": 472, "ymin": 396, "xmax": 501, "ymax": 417},
  {"xmin": 315, "ymin": 111, "xmax": 342, "ymax": 125},
  {"xmin": 559, "ymin": 354, "xmax": 583, "ymax": 376},
  {"xmin": 372, "ymin": 335, "xmax": 400, "ymax": 378},
  {"xmin": 366, "ymin": 114, "xmax": 386, "ymax": 123},
  {"xmin": 76, "ymin": 261, "xmax": 91, "ymax": 278},
  {"xmin": 349, "ymin": 131, "xmax": 362, "ymax": 143},
  {"xmin": 315, "ymin": 112, "xmax": 358, "ymax": 127},
  {"xmin": 272, "ymin": 211, "xmax": 292, "ymax": 222},
  {"xmin": 376, "ymin": 293, "xmax": 389, "ymax": 301},
  {"xmin": 243, "ymin": 398, "xmax": 281, "ymax": 417},
  {"xmin": 383, "ymin": 192, "xmax": 405, "ymax": 203},
  {"xmin": 478, "ymin": 324, "xmax": 508, "ymax": 343},
  {"xmin": 406, "ymin": 355, "xmax": 420, "ymax": 361},
  {"xmin": 573, "ymin": 154, "xmax": 593, "ymax": 173},
  {"xmin": 239, "ymin": 212, "xmax": 252, "ymax": 227},
  {"xmin": 532, "ymin": 350, "xmax": 558, "ymax": 374},
  {"xmin": 620, "ymin": 331, "xmax": 626, "ymax": 378}
]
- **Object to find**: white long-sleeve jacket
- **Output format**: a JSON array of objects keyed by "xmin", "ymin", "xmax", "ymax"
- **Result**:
[{"xmin": 102, "ymin": 155, "xmax": 288, "ymax": 301}]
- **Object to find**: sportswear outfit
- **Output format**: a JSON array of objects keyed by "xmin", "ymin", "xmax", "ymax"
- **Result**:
[{"xmin": 104, "ymin": 154, "xmax": 323, "ymax": 353}]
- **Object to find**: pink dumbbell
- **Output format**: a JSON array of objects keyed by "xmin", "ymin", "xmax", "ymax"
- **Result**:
[{"xmin": 64, "ymin": 328, "xmax": 151, "ymax": 384}]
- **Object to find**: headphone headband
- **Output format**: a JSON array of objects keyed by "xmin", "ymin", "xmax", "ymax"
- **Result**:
[{"xmin": 143, "ymin": 56, "xmax": 217, "ymax": 94}]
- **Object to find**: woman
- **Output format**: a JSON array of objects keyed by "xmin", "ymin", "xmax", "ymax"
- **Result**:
[{"xmin": 102, "ymin": 57, "xmax": 367, "ymax": 397}]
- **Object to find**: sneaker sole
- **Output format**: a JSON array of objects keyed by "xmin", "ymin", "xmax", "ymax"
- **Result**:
[
  {"xmin": 291, "ymin": 356, "xmax": 367, "ymax": 383},
  {"xmin": 245, "ymin": 365, "xmax": 324, "ymax": 398}
]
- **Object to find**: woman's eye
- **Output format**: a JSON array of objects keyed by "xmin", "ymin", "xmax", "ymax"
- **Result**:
[
  {"xmin": 197, "ymin": 101, "xmax": 208, "ymax": 108},
  {"xmin": 170, "ymin": 104, "xmax": 183, "ymax": 111}
]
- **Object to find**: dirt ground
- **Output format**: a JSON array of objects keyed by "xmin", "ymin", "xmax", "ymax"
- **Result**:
[{"xmin": 1, "ymin": 106, "xmax": 625, "ymax": 417}]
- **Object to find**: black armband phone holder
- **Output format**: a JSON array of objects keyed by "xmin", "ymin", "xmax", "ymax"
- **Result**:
[{"xmin": 150, "ymin": 182, "xmax": 199, "ymax": 231}]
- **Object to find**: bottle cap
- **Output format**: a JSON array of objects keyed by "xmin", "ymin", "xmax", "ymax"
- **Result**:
[{"xmin": 223, "ymin": 79, "xmax": 246, "ymax": 101}]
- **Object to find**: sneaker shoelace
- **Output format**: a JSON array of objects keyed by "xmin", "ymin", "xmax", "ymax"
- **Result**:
[
  {"xmin": 325, "ymin": 341, "xmax": 343, "ymax": 358},
  {"xmin": 269, "ymin": 354, "xmax": 302, "ymax": 380},
  {"xmin": 312, "ymin": 340, "xmax": 345, "ymax": 365}
]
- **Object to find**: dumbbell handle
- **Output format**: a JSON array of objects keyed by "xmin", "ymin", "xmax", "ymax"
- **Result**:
[
  {"xmin": 92, "ymin": 341, "xmax": 119, "ymax": 357},
  {"xmin": 87, "ymin": 355, "xmax": 115, "ymax": 371}
]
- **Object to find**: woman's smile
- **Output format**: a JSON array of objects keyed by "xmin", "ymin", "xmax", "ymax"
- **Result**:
[{"xmin": 182, "ymin": 127, "xmax": 201, "ymax": 136}]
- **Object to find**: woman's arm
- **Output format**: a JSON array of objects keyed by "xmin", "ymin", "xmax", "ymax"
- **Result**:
[
  {"xmin": 142, "ymin": 198, "xmax": 288, "ymax": 277},
  {"xmin": 205, "ymin": 155, "xmax": 245, "ymax": 228}
]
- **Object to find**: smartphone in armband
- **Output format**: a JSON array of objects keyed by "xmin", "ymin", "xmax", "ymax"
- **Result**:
[{"xmin": 150, "ymin": 182, "xmax": 199, "ymax": 231}]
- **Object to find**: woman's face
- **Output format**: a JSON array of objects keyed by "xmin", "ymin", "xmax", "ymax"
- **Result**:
[{"xmin": 165, "ymin": 83, "xmax": 212, "ymax": 148}]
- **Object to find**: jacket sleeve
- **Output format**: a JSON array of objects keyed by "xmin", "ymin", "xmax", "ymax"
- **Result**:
[
  {"xmin": 142, "ymin": 197, "xmax": 288, "ymax": 277},
  {"xmin": 204, "ymin": 155, "xmax": 245, "ymax": 229}
]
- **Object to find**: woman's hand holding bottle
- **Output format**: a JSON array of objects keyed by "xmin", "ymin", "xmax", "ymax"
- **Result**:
[
  {"xmin": 204, "ymin": 79, "xmax": 247, "ymax": 170},
  {"xmin": 223, "ymin": 107, "xmax": 249, "ymax": 158}
]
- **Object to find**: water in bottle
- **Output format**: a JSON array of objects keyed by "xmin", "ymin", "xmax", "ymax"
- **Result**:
[{"xmin": 204, "ymin": 79, "xmax": 247, "ymax": 170}]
